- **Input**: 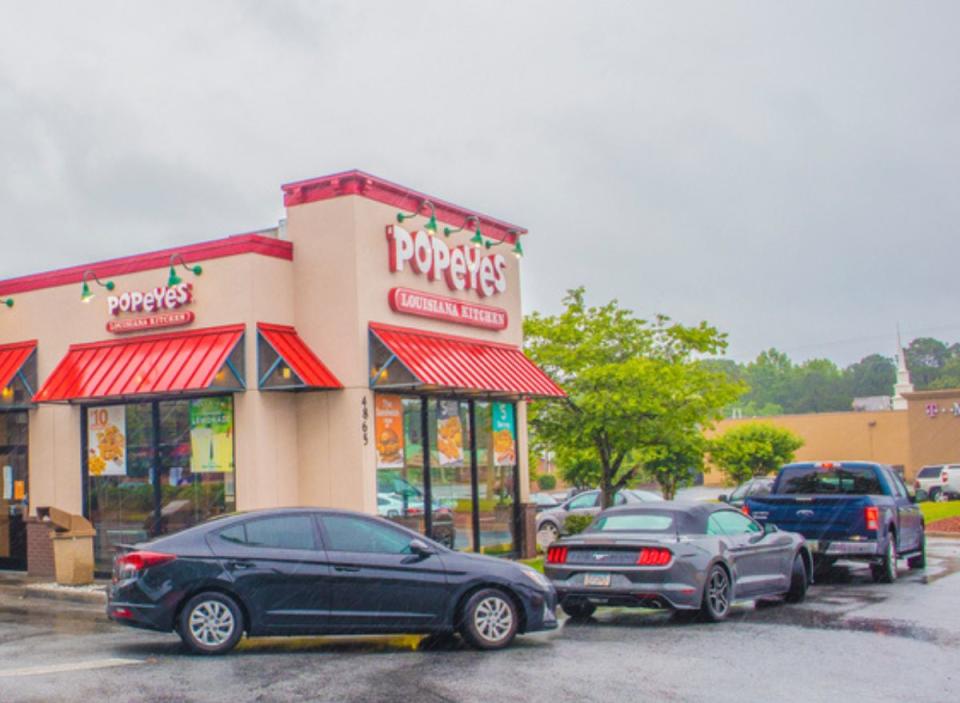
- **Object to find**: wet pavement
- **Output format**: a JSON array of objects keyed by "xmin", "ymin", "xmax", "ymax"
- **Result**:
[{"xmin": 0, "ymin": 539, "xmax": 957, "ymax": 703}]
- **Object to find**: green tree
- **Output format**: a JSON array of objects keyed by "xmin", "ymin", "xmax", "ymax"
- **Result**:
[
  {"xmin": 524, "ymin": 288, "xmax": 745, "ymax": 507},
  {"xmin": 709, "ymin": 423, "xmax": 804, "ymax": 485},
  {"xmin": 642, "ymin": 433, "xmax": 706, "ymax": 500},
  {"xmin": 905, "ymin": 337, "xmax": 950, "ymax": 389},
  {"xmin": 791, "ymin": 358, "xmax": 850, "ymax": 412},
  {"xmin": 844, "ymin": 354, "xmax": 895, "ymax": 398}
]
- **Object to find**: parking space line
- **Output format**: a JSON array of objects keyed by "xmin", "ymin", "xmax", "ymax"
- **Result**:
[{"xmin": 0, "ymin": 657, "xmax": 144, "ymax": 678}]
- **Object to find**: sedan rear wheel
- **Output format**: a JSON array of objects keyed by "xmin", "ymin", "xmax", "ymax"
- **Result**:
[
  {"xmin": 459, "ymin": 589, "xmax": 518, "ymax": 650},
  {"xmin": 178, "ymin": 592, "xmax": 243, "ymax": 655},
  {"xmin": 700, "ymin": 565, "xmax": 732, "ymax": 622}
]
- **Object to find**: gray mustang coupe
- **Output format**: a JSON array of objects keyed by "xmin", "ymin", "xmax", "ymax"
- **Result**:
[{"xmin": 544, "ymin": 501, "xmax": 812, "ymax": 622}]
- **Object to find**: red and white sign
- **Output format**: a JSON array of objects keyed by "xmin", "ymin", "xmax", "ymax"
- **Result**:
[
  {"xmin": 106, "ymin": 311, "xmax": 195, "ymax": 334},
  {"xmin": 107, "ymin": 283, "xmax": 193, "ymax": 316},
  {"xmin": 387, "ymin": 225, "xmax": 507, "ymax": 298},
  {"xmin": 388, "ymin": 288, "xmax": 508, "ymax": 331}
]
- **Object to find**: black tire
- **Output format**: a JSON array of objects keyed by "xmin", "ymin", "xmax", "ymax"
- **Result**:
[
  {"xmin": 785, "ymin": 553, "xmax": 808, "ymax": 604},
  {"xmin": 812, "ymin": 556, "xmax": 835, "ymax": 579},
  {"xmin": 908, "ymin": 531, "xmax": 926, "ymax": 570},
  {"xmin": 870, "ymin": 536, "xmax": 898, "ymax": 584},
  {"xmin": 699, "ymin": 564, "xmax": 732, "ymax": 622},
  {"xmin": 929, "ymin": 487, "xmax": 942, "ymax": 503},
  {"xmin": 561, "ymin": 601, "xmax": 597, "ymax": 619},
  {"xmin": 458, "ymin": 588, "xmax": 519, "ymax": 650},
  {"xmin": 178, "ymin": 592, "xmax": 244, "ymax": 655}
]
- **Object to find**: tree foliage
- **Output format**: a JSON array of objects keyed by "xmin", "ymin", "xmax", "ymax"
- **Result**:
[
  {"xmin": 709, "ymin": 423, "xmax": 804, "ymax": 485},
  {"xmin": 524, "ymin": 288, "xmax": 744, "ymax": 507}
]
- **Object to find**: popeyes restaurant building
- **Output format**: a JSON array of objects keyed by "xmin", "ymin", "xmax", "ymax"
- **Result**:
[{"xmin": 0, "ymin": 170, "xmax": 563, "ymax": 574}]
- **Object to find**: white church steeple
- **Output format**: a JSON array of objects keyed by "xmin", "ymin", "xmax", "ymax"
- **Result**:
[{"xmin": 892, "ymin": 326, "xmax": 914, "ymax": 410}]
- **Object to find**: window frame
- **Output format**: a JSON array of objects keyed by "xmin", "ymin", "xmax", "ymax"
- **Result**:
[
  {"xmin": 317, "ymin": 513, "xmax": 420, "ymax": 555},
  {"xmin": 707, "ymin": 509, "xmax": 763, "ymax": 536},
  {"xmin": 218, "ymin": 513, "xmax": 321, "ymax": 552}
]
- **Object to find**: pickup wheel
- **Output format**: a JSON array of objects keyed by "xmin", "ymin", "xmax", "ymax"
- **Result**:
[
  {"xmin": 784, "ymin": 554, "xmax": 808, "ymax": 603},
  {"xmin": 907, "ymin": 531, "xmax": 926, "ymax": 570},
  {"xmin": 870, "ymin": 537, "xmax": 898, "ymax": 584},
  {"xmin": 929, "ymin": 487, "xmax": 943, "ymax": 503}
]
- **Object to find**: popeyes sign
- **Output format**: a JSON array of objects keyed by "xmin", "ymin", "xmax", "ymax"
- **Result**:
[
  {"xmin": 386, "ymin": 225, "xmax": 508, "ymax": 298},
  {"xmin": 105, "ymin": 283, "xmax": 196, "ymax": 334}
]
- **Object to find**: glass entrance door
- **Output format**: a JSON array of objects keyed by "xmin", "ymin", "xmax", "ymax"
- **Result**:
[{"xmin": 0, "ymin": 411, "xmax": 28, "ymax": 570}]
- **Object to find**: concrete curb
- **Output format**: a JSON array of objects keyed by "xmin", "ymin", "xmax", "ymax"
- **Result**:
[
  {"xmin": 927, "ymin": 531, "xmax": 960, "ymax": 539},
  {"xmin": 21, "ymin": 584, "xmax": 108, "ymax": 606}
]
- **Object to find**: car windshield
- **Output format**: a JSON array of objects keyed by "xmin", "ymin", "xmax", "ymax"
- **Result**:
[
  {"xmin": 918, "ymin": 467, "xmax": 942, "ymax": 478},
  {"xmin": 587, "ymin": 512, "xmax": 675, "ymax": 533},
  {"xmin": 777, "ymin": 466, "xmax": 884, "ymax": 495}
]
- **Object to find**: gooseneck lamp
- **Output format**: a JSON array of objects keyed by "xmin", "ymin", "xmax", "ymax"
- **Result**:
[
  {"xmin": 396, "ymin": 200, "xmax": 438, "ymax": 236},
  {"xmin": 167, "ymin": 254, "xmax": 203, "ymax": 287},
  {"xmin": 80, "ymin": 270, "xmax": 115, "ymax": 303}
]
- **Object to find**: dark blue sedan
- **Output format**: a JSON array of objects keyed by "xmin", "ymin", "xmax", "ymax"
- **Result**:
[{"xmin": 107, "ymin": 508, "xmax": 557, "ymax": 654}]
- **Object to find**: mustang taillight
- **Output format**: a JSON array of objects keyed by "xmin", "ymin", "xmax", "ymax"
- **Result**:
[
  {"xmin": 864, "ymin": 506, "xmax": 879, "ymax": 531},
  {"xmin": 636, "ymin": 547, "xmax": 672, "ymax": 566},
  {"xmin": 115, "ymin": 551, "xmax": 176, "ymax": 581},
  {"xmin": 546, "ymin": 546, "xmax": 568, "ymax": 564}
]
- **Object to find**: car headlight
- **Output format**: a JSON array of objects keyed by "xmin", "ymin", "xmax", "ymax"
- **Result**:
[{"xmin": 520, "ymin": 566, "xmax": 551, "ymax": 590}]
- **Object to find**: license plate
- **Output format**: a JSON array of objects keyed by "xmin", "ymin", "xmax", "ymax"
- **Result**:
[{"xmin": 584, "ymin": 573, "xmax": 611, "ymax": 587}]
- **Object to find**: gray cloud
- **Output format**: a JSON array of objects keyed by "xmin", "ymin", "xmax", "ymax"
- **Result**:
[{"xmin": 0, "ymin": 1, "xmax": 957, "ymax": 364}]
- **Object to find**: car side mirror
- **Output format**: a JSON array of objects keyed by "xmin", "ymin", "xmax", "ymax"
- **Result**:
[
  {"xmin": 409, "ymin": 538, "xmax": 435, "ymax": 557},
  {"xmin": 913, "ymin": 489, "xmax": 928, "ymax": 503},
  {"xmin": 718, "ymin": 495, "xmax": 728, "ymax": 503}
]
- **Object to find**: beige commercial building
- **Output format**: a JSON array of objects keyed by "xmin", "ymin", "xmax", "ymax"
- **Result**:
[
  {"xmin": 705, "ymin": 388, "xmax": 960, "ymax": 486},
  {"xmin": 0, "ymin": 170, "xmax": 563, "ymax": 573}
]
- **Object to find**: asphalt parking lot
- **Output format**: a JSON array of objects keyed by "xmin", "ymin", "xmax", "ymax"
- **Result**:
[{"xmin": 0, "ymin": 538, "xmax": 957, "ymax": 703}]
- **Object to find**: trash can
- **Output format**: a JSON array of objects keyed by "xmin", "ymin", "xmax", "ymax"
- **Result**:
[{"xmin": 37, "ymin": 506, "xmax": 97, "ymax": 585}]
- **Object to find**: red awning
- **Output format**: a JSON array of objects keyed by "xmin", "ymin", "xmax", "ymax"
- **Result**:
[
  {"xmin": 34, "ymin": 324, "xmax": 245, "ymax": 402},
  {"xmin": 0, "ymin": 340, "xmax": 36, "ymax": 390},
  {"xmin": 257, "ymin": 323, "xmax": 342, "ymax": 389},
  {"xmin": 369, "ymin": 323, "xmax": 565, "ymax": 398}
]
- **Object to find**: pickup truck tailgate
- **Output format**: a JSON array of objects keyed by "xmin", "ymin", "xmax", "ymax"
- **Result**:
[{"xmin": 748, "ymin": 495, "xmax": 871, "ymax": 541}]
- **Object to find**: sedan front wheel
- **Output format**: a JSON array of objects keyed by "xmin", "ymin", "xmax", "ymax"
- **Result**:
[{"xmin": 459, "ymin": 588, "xmax": 519, "ymax": 650}]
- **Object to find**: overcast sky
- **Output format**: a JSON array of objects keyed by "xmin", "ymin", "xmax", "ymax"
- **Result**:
[{"xmin": 1, "ymin": 1, "xmax": 957, "ymax": 365}]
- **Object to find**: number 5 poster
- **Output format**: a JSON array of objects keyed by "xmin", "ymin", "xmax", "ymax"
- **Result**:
[
  {"xmin": 436, "ymin": 401, "xmax": 464, "ymax": 466},
  {"xmin": 87, "ymin": 406, "xmax": 127, "ymax": 476},
  {"xmin": 492, "ymin": 402, "xmax": 517, "ymax": 467}
]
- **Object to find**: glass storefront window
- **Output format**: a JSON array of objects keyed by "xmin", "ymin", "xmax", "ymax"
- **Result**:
[
  {"xmin": 0, "ymin": 411, "xmax": 29, "ymax": 569},
  {"xmin": 373, "ymin": 394, "xmax": 520, "ymax": 555},
  {"xmin": 86, "ymin": 396, "xmax": 236, "ymax": 571}
]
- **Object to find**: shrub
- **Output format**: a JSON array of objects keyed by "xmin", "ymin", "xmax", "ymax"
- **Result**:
[
  {"xmin": 537, "ymin": 474, "xmax": 557, "ymax": 491},
  {"xmin": 564, "ymin": 514, "xmax": 593, "ymax": 535}
]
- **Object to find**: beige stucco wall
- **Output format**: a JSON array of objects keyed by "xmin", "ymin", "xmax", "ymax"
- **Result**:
[
  {"xmin": 902, "ymin": 389, "xmax": 960, "ymax": 474},
  {"xmin": 704, "ymin": 410, "xmax": 912, "ymax": 486}
]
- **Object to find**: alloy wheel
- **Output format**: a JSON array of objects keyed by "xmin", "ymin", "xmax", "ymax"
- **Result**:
[
  {"xmin": 473, "ymin": 596, "xmax": 514, "ymax": 644},
  {"xmin": 707, "ymin": 568, "xmax": 730, "ymax": 616},
  {"xmin": 189, "ymin": 600, "xmax": 236, "ymax": 647}
]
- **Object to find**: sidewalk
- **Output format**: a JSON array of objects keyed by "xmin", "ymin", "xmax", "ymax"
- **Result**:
[{"xmin": 0, "ymin": 570, "xmax": 107, "ymax": 606}]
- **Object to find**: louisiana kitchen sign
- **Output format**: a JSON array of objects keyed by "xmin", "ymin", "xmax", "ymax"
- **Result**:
[
  {"xmin": 105, "ymin": 283, "xmax": 196, "ymax": 334},
  {"xmin": 388, "ymin": 287, "xmax": 508, "ymax": 331}
]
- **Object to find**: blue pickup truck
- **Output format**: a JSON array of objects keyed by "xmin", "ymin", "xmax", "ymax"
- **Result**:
[{"xmin": 745, "ymin": 461, "xmax": 926, "ymax": 583}]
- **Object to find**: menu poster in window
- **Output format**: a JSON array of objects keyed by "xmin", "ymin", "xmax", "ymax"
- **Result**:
[
  {"xmin": 436, "ymin": 400, "xmax": 463, "ymax": 466},
  {"xmin": 87, "ymin": 406, "xmax": 127, "ymax": 476},
  {"xmin": 374, "ymin": 394, "xmax": 405, "ymax": 468},
  {"xmin": 492, "ymin": 402, "xmax": 517, "ymax": 467},
  {"xmin": 190, "ymin": 397, "xmax": 234, "ymax": 474}
]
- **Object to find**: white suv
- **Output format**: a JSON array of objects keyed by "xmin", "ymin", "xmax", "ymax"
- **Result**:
[{"xmin": 917, "ymin": 464, "xmax": 960, "ymax": 501}]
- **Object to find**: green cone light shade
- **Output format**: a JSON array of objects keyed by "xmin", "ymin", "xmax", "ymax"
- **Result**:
[
  {"xmin": 513, "ymin": 239, "xmax": 524, "ymax": 258},
  {"xmin": 2, "ymin": 298, "xmax": 13, "ymax": 308},
  {"xmin": 424, "ymin": 212, "xmax": 438, "ymax": 236},
  {"xmin": 80, "ymin": 280, "xmax": 93, "ymax": 303}
]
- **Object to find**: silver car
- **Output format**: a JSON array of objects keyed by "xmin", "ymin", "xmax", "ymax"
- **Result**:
[
  {"xmin": 545, "ymin": 501, "xmax": 811, "ymax": 621},
  {"xmin": 536, "ymin": 488, "xmax": 662, "ymax": 544}
]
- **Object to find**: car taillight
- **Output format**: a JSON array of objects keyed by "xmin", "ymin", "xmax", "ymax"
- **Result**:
[
  {"xmin": 115, "ymin": 551, "xmax": 176, "ymax": 581},
  {"xmin": 546, "ymin": 546, "xmax": 568, "ymax": 564},
  {"xmin": 943, "ymin": 472, "xmax": 949, "ymax": 483},
  {"xmin": 636, "ymin": 547, "xmax": 672, "ymax": 566},
  {"xmin": 741, "ymin": 504, "xmax": 751, "ymax": 516},
  {"xmin": 864, "ymin": 506, "xmax": 879, "ymax": 531}
]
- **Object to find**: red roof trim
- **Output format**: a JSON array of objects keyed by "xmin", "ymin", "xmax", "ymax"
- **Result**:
[
  {"xmin": 369, "ymin": 321, "xmax": 527, "ymax": 353},
  {"xmin": 33, "ymin": 324, "xmax": 245, "ymax": 402},
  {"xmin": 256, "ymin": 323, "xmax": 343, "ymax": 389},
  {"xmin": 0, "ymin": 340, "xmax": 37, "ymax": 390},
  {"xmin": 282, "ymin": 169, "xmax": 526, "ymax": 245},
  {"xmin": 0, "ymin": 233, "xmax": 292, "ymax": 297}
]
